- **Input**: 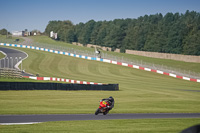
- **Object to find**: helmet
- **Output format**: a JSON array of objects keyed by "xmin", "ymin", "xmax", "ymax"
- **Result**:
[{"xmin": 108, "ymin": 96, "xmax": 114, "ymax": 102}]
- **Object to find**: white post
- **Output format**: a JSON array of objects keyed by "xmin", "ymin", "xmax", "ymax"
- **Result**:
[
  {"xmin": 21, "ymin": 59, "xmax": 22, "ymax": 71},
  {"xmin": 4, "ymin": 58, "xmax": 5, "ymax": 68},
  {"xmin": 6, "ymin": 57, "xmax": 9, "ymax": 68},
  {"xmin": 15, "ymin": 57, "xmax": 18, "ymax": 63},
  {"xmin": 15, "ymin": 57, "xmax": 18, "ymax": 69},
  {"xmin": 19, "ymin": 57, "xmax": 22, "ymax": 71},
  {"xmin": 10, "ymin": 57, "xmax": 13, "ymax": 68}
]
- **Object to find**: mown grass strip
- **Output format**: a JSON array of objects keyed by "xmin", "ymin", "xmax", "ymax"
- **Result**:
[{"xmin": 0, "ymin": 118, "xmax": 200, "ymax": 133}]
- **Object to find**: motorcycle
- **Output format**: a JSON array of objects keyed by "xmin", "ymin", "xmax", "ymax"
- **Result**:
[{"xmin": 95, "ymin": 100, "xmax": 110, "ymax": 115}]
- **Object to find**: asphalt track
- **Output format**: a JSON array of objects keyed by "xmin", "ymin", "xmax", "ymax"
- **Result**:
[
  {"xmin": 0, "ymin": 47, "xmax": 32, "ymax": 76},
  {"xmin": 0, "ymin": 113, "xmax": 200, "ymax": 124}
]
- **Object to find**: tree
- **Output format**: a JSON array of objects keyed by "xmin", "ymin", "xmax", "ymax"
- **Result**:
[
  {"xmin": 0, "ymin": 28, "xmax": 7, "ymax": 35},
  {"xmin": 183, "ymin": 29, "xmax": 200, "ymax": 55},
  {"xmin": 78, "ymin": 20, "xmax": 95, "ymax": 45},
  {"xmin": 44, "ymin": 10, "xmax": 200, "ymax": 55}
]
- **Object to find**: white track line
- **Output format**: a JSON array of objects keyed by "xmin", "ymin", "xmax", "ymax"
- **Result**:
[{"xmin": 0, "ymin": 122, "xmax": 41, "ymax": 125}]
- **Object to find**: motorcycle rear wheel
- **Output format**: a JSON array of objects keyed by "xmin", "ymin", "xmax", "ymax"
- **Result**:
[{"xmin": 103, "ymin": 110, "xmax": 108, "ymax": 115}]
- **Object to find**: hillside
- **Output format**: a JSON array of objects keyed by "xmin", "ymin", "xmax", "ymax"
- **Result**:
[{"xmin": 29, "ymin": 36, "xmax": 200, "ymax": 79}]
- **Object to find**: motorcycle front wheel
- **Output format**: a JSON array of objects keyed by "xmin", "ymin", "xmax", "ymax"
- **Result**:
[{"xmin": 95, "ymin": 108, "xmax": 100, "ymax": 115}]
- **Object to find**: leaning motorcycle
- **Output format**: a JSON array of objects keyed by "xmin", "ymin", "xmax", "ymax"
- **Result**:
[{"xmin": 95, "ymin": 100, "xmax": 110, "ymax": 115}]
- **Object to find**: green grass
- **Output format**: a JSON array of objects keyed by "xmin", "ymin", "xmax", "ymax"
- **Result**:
[
  {"xmin": 0, "ymin": 88, "xmax": 199, "ymax": 114},
  {"xmin": 0, "ymin": 35, "xmax": 24, "ymax": 44},
  {"xmin": 0, "ymin": 77, "xmax": 36, "ymax": 82},
  {"xmin": 0, "ymin": 51, "xmax": 5, "ymax": 59},
  {"xmin": 30, "ymin": 35, "xmax": 200, "ymax": 73},
  {"xmin": 0, "ymin": 46, "xmax": 200, "ymax": 114},
  {"xmin": 0, "ymin": 118, "xmax": 200, "ymax": 133}
]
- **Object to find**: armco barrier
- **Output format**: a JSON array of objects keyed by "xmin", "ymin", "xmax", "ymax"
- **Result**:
[
  {"xmin": 0, "ymin": 43, "xmax": 200, "ymax": 83},
  {"xmin": 0, "ymin": 82, "xmax": 119, "ymax": 91}
]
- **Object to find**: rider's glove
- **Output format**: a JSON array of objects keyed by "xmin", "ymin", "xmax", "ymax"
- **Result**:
[{"xmin": 107, "ymin": 106, "xmax": 110, "ymax": 108}]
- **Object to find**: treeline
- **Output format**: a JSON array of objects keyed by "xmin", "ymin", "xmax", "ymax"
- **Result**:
[{"xmin": 45, "ymin": 10, "xmax": 200, "ymax": 55}]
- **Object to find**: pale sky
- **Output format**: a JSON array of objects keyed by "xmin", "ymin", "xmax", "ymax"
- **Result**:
[{"xmin": 0, "ymin": 0, "xmax": 199, "ymax": 32}]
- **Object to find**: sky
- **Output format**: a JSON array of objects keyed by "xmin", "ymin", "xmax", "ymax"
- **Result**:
[{"xmin": 0, "ymin": 0, "xmax": 200, "ymax": 32}]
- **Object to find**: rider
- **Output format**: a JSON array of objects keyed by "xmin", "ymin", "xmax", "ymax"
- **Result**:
[{"xmin": 100, "ymin": 96, "xmax": 115, "ymax": 111}]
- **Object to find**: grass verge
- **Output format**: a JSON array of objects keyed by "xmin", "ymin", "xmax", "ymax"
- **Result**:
[
  {"xmin": 0, "ymin": 88, "xmax": 200, "ymax": 114},
  {"xmin": 0, "ymin": 118, "xmax": 200, "ymax": 133},
  {"xmin": 0, "ymin": 35, "xmax": 24, "ymax": 44},
  {"xmin": 0, "ymin": 51, "xmax": 5, "ymax": 59}
]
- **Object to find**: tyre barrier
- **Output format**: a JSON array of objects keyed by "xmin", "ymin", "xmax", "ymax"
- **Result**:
[{"xmin": 0, "ymin": 82, "xmax": 119, "ymax": 91}]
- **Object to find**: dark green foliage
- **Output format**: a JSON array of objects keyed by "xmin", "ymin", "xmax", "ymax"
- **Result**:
[
  {"xmin": 45, "ymin": 20, "xmax": 75, "ymax": 43},
  {"xmin": 120, "ymin": 46, "xmax": 126, "ymax": 53},
  {"xmin": 0, "ymin": 28, "xmax": 8, "ymax": 35},
  {"xmin": 45, "ymin": 10, "xmax": 200, "ymax": 55},
  {"xmin": 79, "ymin": 20, "xmax": 96, "ymax": 45}
]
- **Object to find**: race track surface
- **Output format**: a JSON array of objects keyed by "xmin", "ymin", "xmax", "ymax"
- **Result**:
[
  {"xmin": 0, "ymin": 47, "xmax": 27, "ymax": 68},
  {"xmin": 0, "ymin": 47, "xmax": 32, "ymax": 76},
  {"xmin": 0, "ymin": 113, "xmax": 200, "ymax": 124}
]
